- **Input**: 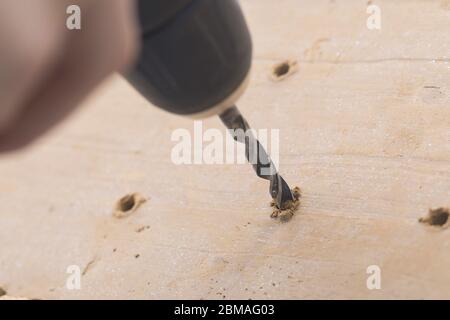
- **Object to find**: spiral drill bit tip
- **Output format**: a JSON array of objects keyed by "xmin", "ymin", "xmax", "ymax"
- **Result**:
[{"xmin": 219, "ymin": 106, "xmax": 294, "ymax": 209}]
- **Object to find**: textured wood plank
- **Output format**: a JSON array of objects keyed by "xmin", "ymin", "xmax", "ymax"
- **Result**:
[{"xmin": 0, "ymin": 0, "xmax": 449, "ymax": 299}]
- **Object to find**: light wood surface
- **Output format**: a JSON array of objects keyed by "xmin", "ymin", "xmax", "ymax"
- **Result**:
[{"xmin": 0, "ymin": 0, "xmax": 449, "ymax": 299}]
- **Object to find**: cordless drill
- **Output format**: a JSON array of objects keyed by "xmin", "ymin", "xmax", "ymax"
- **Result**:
[{"xmin": 126, "ymin": 0, "xmax": 294, "ymax": 209}]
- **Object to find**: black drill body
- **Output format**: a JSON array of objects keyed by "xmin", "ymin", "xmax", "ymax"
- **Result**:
[
  {"xmin": 127, "ymin": 0, "xmax": 252, "ymax": 116},
  {"xmin": 126, "ymin": 0, "xmax": 294, "ymax": 209}
]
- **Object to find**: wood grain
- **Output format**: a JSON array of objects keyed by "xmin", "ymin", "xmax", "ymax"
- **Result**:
[{"xmin": 0, "ymin": 0, "xmax": 449, "ymax": 299}]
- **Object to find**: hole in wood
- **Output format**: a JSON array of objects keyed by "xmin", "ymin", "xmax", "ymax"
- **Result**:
[
  {"xmin": 271, "ymin": 60, "xmax": 298, "ymax": 81},
  {"xmin": 118, "ymin": 194, "xmax": 136, "ymax": 212},
  {"xmin": 270, "ymin": 186, "xmax": 301, "ymax": 222},
  {"xmin": 419, "ymin": 208, "xmax": 449, "ymax": 227},
  {"xmin": 113, "ymin": 193, "xmax": 147, "ymax": 218},
  {"xmin": 274, "ymin": 62, "xmax": 291, "ymax": 77}
]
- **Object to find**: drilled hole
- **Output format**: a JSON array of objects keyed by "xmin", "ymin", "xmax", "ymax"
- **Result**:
[
  {"xmin": 113, "ymin": 193, "xmax": 147, "ymax": 218},
  {"xmin": 419, "ymin": 208, "xmax": 449, "ymax": 226},
  {"xmin": 271, "ymin": 60, "xmax": 298, "ymax": 81},
  {"xmin": 119, "ymin": 195, "xmax": 135, "ymax": 212},
  {"xmin": 270, "ymin": 186, "xmax": 301, "ymax": 222},
  {"xmin": 274, "ymin": 62, "xmax": 291, "ymax": 77}
]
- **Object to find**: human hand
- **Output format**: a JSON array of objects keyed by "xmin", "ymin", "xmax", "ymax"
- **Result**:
[{"xmin": 0, "ymin": 0, "xmax": 139, "ymax": 152}]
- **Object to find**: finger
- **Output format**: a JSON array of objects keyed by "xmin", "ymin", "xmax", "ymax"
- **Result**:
[
  {"xmin": 0, "ymin": 0, "xmax": 65, "ymax": 133},
  {"xmin": 0, "ymin": 0, "xmax": 139, "ymax": 152}
]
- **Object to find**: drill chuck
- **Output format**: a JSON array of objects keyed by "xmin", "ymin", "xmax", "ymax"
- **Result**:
[{"xmin": 126, "ymin": 0, "xmax": 252, "ymax": 118}]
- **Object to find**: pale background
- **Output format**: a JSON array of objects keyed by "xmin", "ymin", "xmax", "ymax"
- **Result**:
[{"xmin": 0, "ymin": 0, "xmax": 449, "ymax": 299}]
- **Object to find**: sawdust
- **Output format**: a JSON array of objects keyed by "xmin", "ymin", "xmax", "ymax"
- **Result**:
[
  {"xmin": 113, "ymin": 193, "xmax": 147, "ymax": 218},
  {"xmin": 419, "ymin": 208, "xmax": 449, "ymax": 227},
  {"xmin": 270, "ymin": 187, "xmax": 301, "ymax": 222},
  {"xmin": 135, "ymin": 225, "xmax": 150, "ymax": 233}
]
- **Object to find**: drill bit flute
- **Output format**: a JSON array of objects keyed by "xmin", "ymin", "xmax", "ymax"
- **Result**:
[
  {"xmin": 127, "ymin": 0, "xmax": 295, "ymax": 211},
  {"xmin": 219, "ymin": 106, "xmax": 294, "ymax": 209}
]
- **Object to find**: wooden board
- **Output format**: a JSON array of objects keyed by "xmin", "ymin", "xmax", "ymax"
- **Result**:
[{"xmin": 0, "ymin": 0, "xmax": 449, "ymax": 299}]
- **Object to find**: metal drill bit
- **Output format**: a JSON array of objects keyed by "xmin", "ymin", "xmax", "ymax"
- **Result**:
[{"xmin": 219, "ymin": 105, "xmax": 294, "ymax": 209}]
